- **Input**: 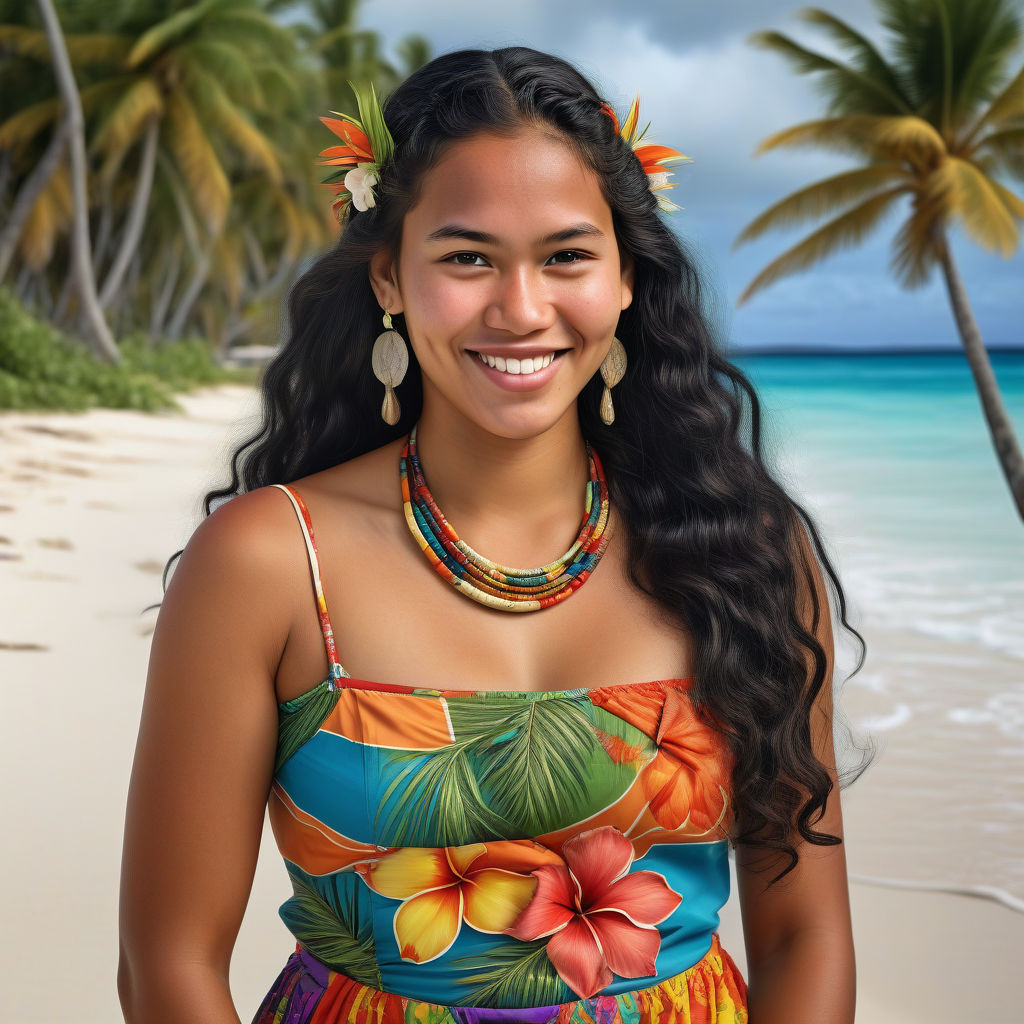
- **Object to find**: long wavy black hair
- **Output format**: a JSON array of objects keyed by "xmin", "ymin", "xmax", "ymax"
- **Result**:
[{"xmin": 159, "ymin": 45, "xmax": 871, "ymax": 881}]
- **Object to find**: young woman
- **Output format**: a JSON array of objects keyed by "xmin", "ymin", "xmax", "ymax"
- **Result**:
[{"xmin": 118, "ymin": 46, "xmax": 861, "ymax": 1024}]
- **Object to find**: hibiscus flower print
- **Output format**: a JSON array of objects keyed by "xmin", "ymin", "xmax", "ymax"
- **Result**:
[
  {"xmin": 591, "ymin": 683, "xmax": 733, "ymax": 838},
  {"xmin": 505, "ymin": 825, "xmax": 682, "ymax": 999}
]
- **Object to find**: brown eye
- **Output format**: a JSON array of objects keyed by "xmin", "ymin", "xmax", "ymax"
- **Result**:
[
  {"xmin": 447, "ymin": 252, "xmax": 488, "ymax": 266},
  {"xmin": 548, "ymin": 250, "xmax": 589, "ymax": 265}
]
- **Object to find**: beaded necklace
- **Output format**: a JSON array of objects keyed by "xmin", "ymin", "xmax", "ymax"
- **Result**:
[{"xmin": 400, "ymin": 423, "xmax": 613, "ymax": 612}]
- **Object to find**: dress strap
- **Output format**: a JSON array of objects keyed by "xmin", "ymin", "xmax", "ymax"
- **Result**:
[{"xmin": 271, "ymin": 483, "xmax": 348, "ymax": 685}]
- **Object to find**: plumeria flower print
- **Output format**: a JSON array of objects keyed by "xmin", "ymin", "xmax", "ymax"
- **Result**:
[
  {"xmin": 344, "ymin": 165, "xmax": 378, "ymax": 211},
  {"xmin": 356, "ymin": 839, "xmax": 562, "ymax": 964},
  {"xmin": 506, "ymin": 825, "xmax": 682, "ymax": 999}
]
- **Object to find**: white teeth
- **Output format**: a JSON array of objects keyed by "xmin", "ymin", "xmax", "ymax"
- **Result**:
[{"xmin": 476, "ymin": 351, "xmax": 556, "ymax": 374}]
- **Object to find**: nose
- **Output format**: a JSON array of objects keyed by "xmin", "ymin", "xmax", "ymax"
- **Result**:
[{"xmin": 483, "ymin": 264, "xmax": 555, "ymax": 335}]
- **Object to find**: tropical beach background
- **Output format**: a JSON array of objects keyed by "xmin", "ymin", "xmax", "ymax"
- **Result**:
[{"xmin": 1, "ymin": 1, "xmax": 1022, "ymax": 1022}]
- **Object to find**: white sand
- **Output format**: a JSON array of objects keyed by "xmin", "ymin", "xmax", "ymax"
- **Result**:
[{"xmin": 1, "ymin": 383, "xmax": 1021, "ymax": 1023}]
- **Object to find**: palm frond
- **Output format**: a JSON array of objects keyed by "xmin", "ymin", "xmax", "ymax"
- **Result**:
[
  {"xmin": 755, "ymin": 114, "xmax": 947, "ymax": 168},
  {"xmin": 941, "ymin": 156, "xmax": 1019, "ymax": 255},
  {"xmin": 0, "ymin": 98, "xmax": 60, "ymax": 153},
  {"xmin": 126, "ymin": 2, "xmax": 212, "ymax": 68},
  {"xmin": 0, "ymin": 26, "xmax": 129, "ymax": 66},
  {"xmin": 164, "ymin": 91, "xmax": 231, "ymax": 233},
  {"xmin": 988, "ymin": 178, "xmax": 1024, "ymax": 221},
  {"xmin": 90, "ymin": 77, "xmax": 164, "ymax": 180},
  {"xmin": 972, "ymin": 127, "xmax": 1024, "ymax": 182},
  {"xmin": 797, "ymin": 8, "xmax": 912, "ymax": 111},
  {"xmin": 735, "ymin": 164, "xmax": 910, "ymax": 247},
  {"xmin": 205, "ymin": 8, "xmax": 297, "ymax": 59},
  {"xmin": 179, "ymin": 39, "xmax": 262, "ymax": 102},
  {"xmin": 749, "ymin": 29, "xmax": 910, "ymax": 114},
  {"xmin": 19, "ymin": 165, "xmax": 70, "ymax": 271},
  {"xmin": 879, "ymin": 0, "xmax": 1022, "ymax": 127},
  {"xmin": 737, "ymin": 187, "xmax": 908, "ymax": 305},
  {"xmin": 890, "ymin": 200, "xmax": 941, "ymax": 288},
  {"xmin": 250, "ymin": 59, "xmax": 309, "ymax": 115},
  {"xmin": 184, "ymin": 66, "xmax": 282, "ymax": 182},
  {"xmin": 213, "ymin": 231, "xmax": 245, "ymax": 307},
  {"xmin": 944, "ymin": 0, "xmax": 1023, "ymax": 125},
  {"xmin": 451, "ymin": 940, "xmax": 573, "ymax": 1008},
  {"xmin": 965, "ymin": 64, "xmax": 1024, "ymax": 141}
]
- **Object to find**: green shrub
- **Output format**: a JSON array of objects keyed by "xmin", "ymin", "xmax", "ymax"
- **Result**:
[{"xmin": 0, "ymin": 289, "xmax": 250, "ymax": 412}]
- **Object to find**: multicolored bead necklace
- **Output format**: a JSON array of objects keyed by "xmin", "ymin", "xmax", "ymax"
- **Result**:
[{"xmin": 400, "ymin": 423, "xmax": 613, "ymax": 612}]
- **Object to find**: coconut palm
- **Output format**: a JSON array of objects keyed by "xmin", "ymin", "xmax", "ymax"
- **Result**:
[
  {"xmin": 0, "ymin": 0, "xmax": 302, "ymax": 332},
  {"xmin": 34, "ymin": 0, "xmax": 119, "ymax": 362},
  {"xmin": 0, "ymin": 1, "xmax": 126, "ymax": 288},
  {"xmin": 2, "ymin": 0, "xmax": 426, "ymax": 348},
  {"xmin": 735, "ymin": 0, "xmax": 1024, "ymax": 520}
]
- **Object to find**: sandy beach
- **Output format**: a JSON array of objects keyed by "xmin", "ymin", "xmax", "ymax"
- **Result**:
[{"xmin": 2, "ymin": 382, "xmax": 1021, "ymax": 1023}]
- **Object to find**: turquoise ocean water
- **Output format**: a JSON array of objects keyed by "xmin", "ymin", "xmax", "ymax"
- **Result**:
[{"xmin": 732, "ymin": 351, "xmax": 1024, "ymax": 903}]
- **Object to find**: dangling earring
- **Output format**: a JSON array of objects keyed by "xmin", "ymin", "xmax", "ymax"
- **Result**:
[
  {"xmin": 599, "ymin": 336, "xmax": 627, "ymax": 425},
  {"xmin": 371, "ymin": 309, "xmax": 409, "ymax": 425}
]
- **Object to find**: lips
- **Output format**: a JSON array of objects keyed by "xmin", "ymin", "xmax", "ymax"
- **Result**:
[{"xmin": 467, "ymin": 347, "xmax": 568, "ymax": 391}]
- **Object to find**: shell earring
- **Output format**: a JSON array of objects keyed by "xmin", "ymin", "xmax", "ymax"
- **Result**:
[
  {"xmin": 371, "ymin": 310, "xmax": 409, "ymax": 425},
  {"xmin": 599, "ymin": 336, "xmax": 627, "ymax": 425}
]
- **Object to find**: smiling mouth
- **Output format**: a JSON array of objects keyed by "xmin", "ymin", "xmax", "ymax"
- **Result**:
[{"xmin": 467, "ymin": 350, "xmax": 570, "ymax": 375}]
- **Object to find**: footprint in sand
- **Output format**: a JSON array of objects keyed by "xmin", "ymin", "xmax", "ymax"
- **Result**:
[{"xmin": 37, "ymin": 537, "xmax": 73, "ymax": 550}]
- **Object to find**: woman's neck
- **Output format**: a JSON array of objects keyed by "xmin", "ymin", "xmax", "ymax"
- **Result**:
[{"xmin": 411, "ymin": 408, "xmax": 592, "ymax": 547}]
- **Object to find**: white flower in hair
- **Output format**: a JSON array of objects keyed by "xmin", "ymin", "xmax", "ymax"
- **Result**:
[{"xmin": 344, "ymin": 164, "xmax": 379, "ymax": 211}]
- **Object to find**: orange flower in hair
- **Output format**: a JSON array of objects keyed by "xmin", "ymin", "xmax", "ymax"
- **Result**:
[
  {"xmin": 319, "ymin": 80, "xmax": 394, "ymax": 223},
  {"xmin": 601, "ymin": 95, "xmax": 691, "ymax": 212}
]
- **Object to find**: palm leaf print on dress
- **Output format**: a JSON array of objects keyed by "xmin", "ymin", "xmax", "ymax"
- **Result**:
[
  {"xmin": 451, "ymin": 938, "xmax": 574, "ymax": 1007},
  {"xmin": 279, "ymin": 863, "xmax": 381, "ymax": 988},
  {"xmin": 375, "ymin": 694, "xmax": 656, "ymax": 845}
]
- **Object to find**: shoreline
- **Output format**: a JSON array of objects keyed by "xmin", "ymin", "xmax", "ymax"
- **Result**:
[{"xmin": 2, "ymin": 383, "xmax": 1022, "ymax": 1023}]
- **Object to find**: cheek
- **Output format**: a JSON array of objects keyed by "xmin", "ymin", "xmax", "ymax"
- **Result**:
[
  {"xmin": 569, "ymin": 271, "xmax": 628, "ymax": 335},
  {"xmin": 405, "ymin": 269, "xmax": 478, "ymax": 333}
]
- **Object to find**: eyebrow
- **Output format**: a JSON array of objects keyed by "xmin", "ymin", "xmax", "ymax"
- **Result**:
[{"xmin": 425, "ymin": 222, "xmax": 605, "ymax": 245}]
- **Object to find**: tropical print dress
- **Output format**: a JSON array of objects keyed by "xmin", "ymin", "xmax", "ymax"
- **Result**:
[{"xmin": 253, "ymin": 483, "xmax": 748, "ymax": 1024}]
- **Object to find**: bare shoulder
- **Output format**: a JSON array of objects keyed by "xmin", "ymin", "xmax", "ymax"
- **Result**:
[
  {"xmin": 291, "ymin": 436, "xmax": 406, "ymax": 512},
  {"xmin": 281, "ymin": 437, "xmax": 410, "ymax": 552},
  {"xmin": 162, "ymin": 484, "xmax": 321, "ymax": 690}
]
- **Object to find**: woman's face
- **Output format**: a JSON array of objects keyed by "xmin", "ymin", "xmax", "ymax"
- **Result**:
[{"xmin": 370, "ymin": 126, "xmax": 634, "ymax": 440}]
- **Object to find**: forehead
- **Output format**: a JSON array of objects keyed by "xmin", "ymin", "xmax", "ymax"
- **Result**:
[{"xmin": 406, "ymin": 127, "xmax": 613, "ymax": 240}]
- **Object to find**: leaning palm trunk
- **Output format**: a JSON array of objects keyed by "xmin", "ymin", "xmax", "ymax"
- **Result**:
[
  {"xmin": 35, "ymin": 0, "xmax": 119, "ymax": 363},
  {"xmin": 165, "ymin": 236, "xmax": 214, "ymax": 340},
  {"xmin": 936, "ymin": 233, "xmax": 1024, "ymax": 521},
  {"xmin": 98, "ymin": 118, "xmax": 159, "ymax": 311}
]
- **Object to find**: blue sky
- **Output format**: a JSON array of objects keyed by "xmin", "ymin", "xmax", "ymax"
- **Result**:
[{"xmin": 353, "ymin": 0, "xmax": 1024, "ymax": 353}]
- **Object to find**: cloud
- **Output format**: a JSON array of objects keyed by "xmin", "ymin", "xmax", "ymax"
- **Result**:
[{"xmin": 355, "ymin": 0, "xmax": 1024, "ymax": 351}]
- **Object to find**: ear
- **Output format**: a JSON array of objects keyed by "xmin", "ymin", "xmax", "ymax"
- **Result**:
[
  {"xmin": 368, "ymin": 248, "xmax": 404, "ymax": 314},
  {"xmin": 620, "ymin": 249, "xmax": 635, "ymax": 311}
]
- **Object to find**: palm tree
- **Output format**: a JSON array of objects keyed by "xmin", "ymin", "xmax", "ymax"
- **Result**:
[
  {"xmin": 34, "ymin": 0, "xmax": 119, "ymax": 362},
  {"xmin": 735, "ymin": 0, "xmax": 1024, "ymax": 520},
  {"xmin": 1, "ymin": 1, "xmax": 302, "ymax": 329}
]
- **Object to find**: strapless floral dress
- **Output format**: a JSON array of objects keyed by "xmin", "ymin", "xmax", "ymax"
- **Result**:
[{"xmin": 252, "ymin": 483, "xmax": 748, "ymax": 1024}]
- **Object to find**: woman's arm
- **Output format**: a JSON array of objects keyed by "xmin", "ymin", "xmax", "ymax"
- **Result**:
[
  {"xmin": 117, "ymin": 489, "xmax": 297, "ymax": 1024},
  {"xmin": 736, "ymin": 527, "xmax": 856, "ymax": 1023}
]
